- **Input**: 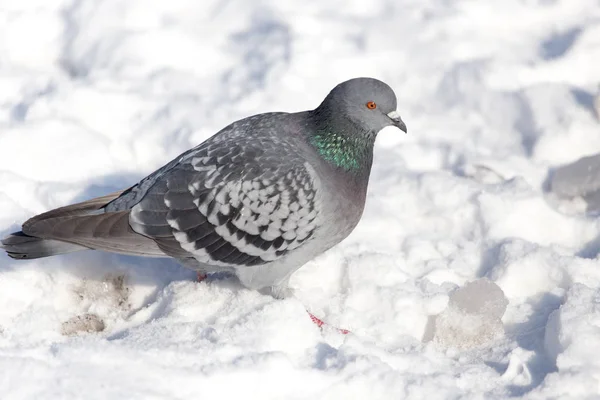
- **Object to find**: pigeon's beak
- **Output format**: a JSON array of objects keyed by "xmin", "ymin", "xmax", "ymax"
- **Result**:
[{"xmin": 387, "ymin": 111, "xmax": 407, "ymax": 133}]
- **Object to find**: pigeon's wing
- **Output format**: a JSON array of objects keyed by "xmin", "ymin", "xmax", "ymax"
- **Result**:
[{"xmin": 128, "ymin": 133, "xmax": 320, "ymax": 268}]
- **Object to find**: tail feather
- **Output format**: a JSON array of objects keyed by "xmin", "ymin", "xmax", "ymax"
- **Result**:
[
  {"xmin": 2, "ymin": 189, "xmax": 167, "ymax": 260},
  {"xmin": 24, "ymin": 190, "xmax": 125, "ymax": 225},
  {"xmin": 24, "ymin": 211, "xmax": 166, "ymax": 257},
  {"xmin": 1, "ymin": 231, "xmax": 88, "ymax": 259}
]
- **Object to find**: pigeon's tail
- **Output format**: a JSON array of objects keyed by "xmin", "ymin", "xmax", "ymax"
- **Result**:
[
  {"xmin": 1, "ymin": 231, "xmax": 87, "ymax": 259},
  {"xmin": 1, "ymin": 190, "xmax": 167, "ymax": 260}
]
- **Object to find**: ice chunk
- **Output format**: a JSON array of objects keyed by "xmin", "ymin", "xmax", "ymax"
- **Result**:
[
  {"xmin": 424, "ymin": 279, "xmax": 508, "ymax": 349},
  {"xmin": 595, "ymin": 84, "xmax": 600, "ymax": 121},
  {"xmin": 551, "ymin": 154, "xmax": 600, "ymax": 198},
  {"xmin": 548, "ymin": 153, "xmax": 600, "ymax": 213},
  {"xmin": 448, "ymin": 278, "xmax": 508, "ymax": 319}
]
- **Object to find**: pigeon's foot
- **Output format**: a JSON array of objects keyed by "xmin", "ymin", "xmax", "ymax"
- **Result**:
[
  {"xmin": 307, "ymin": 311, "xmax": 350, "ymax": 334},
  {"xmin": 266, "ymin": 282, "xmax": 350, "ymax": 333},
  {"xmin": 197, "ymin": 272, "xmax": 207, "ymax": 282}
]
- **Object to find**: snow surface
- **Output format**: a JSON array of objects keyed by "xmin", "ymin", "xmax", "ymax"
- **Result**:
[{"xmin": 1, "ymin": 0, "xmax": 600, "ymax": 398}]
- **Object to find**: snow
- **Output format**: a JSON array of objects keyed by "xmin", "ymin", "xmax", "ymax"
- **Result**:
[
  {"xmin": 1, "ymin": 0, "xmax": 600, "ymax": 398},
  {"xmin": 425, "ymin": 279, "xmax": 509, "ymax": 350}
]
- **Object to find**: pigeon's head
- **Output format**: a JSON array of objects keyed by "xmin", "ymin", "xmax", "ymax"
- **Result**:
[{"xmin": 317, "ymin": 77, "xmax": 407, "ymax": 135}]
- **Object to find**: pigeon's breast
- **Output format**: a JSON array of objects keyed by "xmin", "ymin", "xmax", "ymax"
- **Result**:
[{"xmin": 309, "ymin": 159, "xmax": 370, "ymax": 247}]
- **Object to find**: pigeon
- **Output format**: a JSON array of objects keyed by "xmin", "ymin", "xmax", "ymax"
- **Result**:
[{"xmin": 1, "ymin": 77, "xmax": 407, "ymax": 298}]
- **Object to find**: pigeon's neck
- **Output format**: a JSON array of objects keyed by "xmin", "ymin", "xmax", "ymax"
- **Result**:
[
  {"xmin": 309, "ymin": 131, "xmax": 373, "ymax": 172},
  {"xmin": 308, "ymin": 112, "xmax": 375, "ymax": 173}
]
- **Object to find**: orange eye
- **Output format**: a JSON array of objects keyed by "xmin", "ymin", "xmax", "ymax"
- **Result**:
[{"xmin": 366, "ymin": 101, "xmax": 377, "ymax": 109}]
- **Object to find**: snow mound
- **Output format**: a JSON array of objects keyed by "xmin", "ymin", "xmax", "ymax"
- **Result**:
[
  {"xmin": 533, "ymin": 284, "xmax": 600, "ymax": 398},
  {"xmin": 425, "ymin": 279, "xmax": 508, "ymax": 349}
]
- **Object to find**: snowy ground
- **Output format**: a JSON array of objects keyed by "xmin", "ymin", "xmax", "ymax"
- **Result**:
[{"xmin": 1, "ymin": 0, "xmax": 600, "ymax": 398}]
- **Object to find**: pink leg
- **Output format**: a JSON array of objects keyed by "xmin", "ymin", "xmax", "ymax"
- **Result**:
[
  {"xmin": 197, "ymin": 272, "xmax": 207, "ymax": 282},
  {"xmin": 306, "ymin": 311, "xmax": 350, "ymax": 335}
]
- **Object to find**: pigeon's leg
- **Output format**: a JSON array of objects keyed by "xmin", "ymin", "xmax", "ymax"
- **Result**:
[
  {"xmin": 264, "ymin": 278, "xmax": 295, "ymax": 299},
  {"xmin": 266, "ymin": 276, "xmax": 350, "ymax": 334},
  {"xmin": 178, "ymin": 258, "xmax": 208, "ymax": 283},
  {"xmin": 306, "ymin": 311, "xmax": 350, "ymax": 335}
]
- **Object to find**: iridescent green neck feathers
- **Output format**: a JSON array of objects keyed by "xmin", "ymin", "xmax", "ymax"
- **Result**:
[{"xmin": 310, "ymin": 130, "xmax": 373, "ymax": 171}]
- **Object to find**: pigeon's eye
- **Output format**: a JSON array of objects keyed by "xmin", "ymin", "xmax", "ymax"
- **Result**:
[{"xmin": 366, "ymin": 101, "xmax": 377, "ymax": 110}]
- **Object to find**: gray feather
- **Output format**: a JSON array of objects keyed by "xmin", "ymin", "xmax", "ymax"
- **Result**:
[
  {"xmin": 3, "ymin": 189, "xmax": 166, "ymax": 259},
  {"xmin": 1, "ymin": 232, "xmax": 88, "ymax": 259},
  {"xmin": 25, "ymin": 211, "xmax": 165, "ymax": 257},
  {"xmin": 128, "ymin": 115, "xmax": 320, "ymax": 269}
]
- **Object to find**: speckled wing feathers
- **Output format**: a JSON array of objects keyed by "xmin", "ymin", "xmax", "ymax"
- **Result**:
[{"xmin": 129, "ymin": 120, "xmax": 319, "ymax": 268}]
